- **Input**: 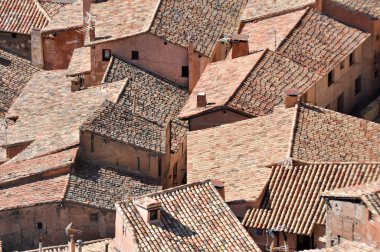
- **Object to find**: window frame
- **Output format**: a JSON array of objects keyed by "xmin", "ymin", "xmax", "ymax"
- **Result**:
[
  {"xmin": 131, "ymin": 50, "xmax": 139, "ymax": 60},
  {"xmin": 355, "ymin": 76, "xmax": 362, "ymax": 95}
]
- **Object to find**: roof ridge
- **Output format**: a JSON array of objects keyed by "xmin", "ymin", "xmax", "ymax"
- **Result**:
[
  {"xmin": 34, "ymin": 0, "xmax": 52, "ymax": 21},
  {"xmin": 147, "ymin": 0, "xmax": 163, "ymax": 32}
]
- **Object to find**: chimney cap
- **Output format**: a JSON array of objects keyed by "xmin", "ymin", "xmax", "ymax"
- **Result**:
[
  {"xmin": 284, "ymin": 89, "xmax": 299, "ymax": 97},
  {"xmin": 211, "ymin": 179, "xmax": 225, "ymax": 189},
  {"xmin": 134, "ymin": 197, "xmax": 161, "ymax": 210},
  {"xmin": 231, "ymin": 34, "xmax": 248, "ymax": 42}
]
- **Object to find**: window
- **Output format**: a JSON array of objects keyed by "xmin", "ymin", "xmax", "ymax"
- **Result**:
[
  {"xmin": 355, "ymin": 76, "xmax": 362, "ymax": 95},
  {"xmin": 90, "ymin": 134, "xmax": 94, "ymax": 152},
  {"xmin": 349, "ymin": 52, "xmax": 355, "ymax": 66},
  {"xmin": 137, "ymin": 157, "xmax": 140, "ymax": 170},
  {"xmin": 11, "ymin": 33, "xmax": 17, "ymax": 38},
  {"xmin": 340, "ymin": 61, "xmax": 345, "ymax": 70},
  {"xmin": 254, "ymin": 228, "xmax": 263, "ymax": 237},
  {"xmin": 102, "ymin": 49, "xmax": 111, "ymax": 61},
  {"xmin": 328, "ymin": 71, "xmax": 334, "ymax": 86},
  {"xmin": 149, "ymin": 210, "xmax": 158, "ymax": 221},
  {"xmin": 90, "ymin": 213, "xmax": 99, "ymax": 222},
  {"xmin": 337, "ymin": 93, "xmax": 344, "ymax": 113},
  {"xmin": 37, "ymin": 222, "xmax": 43, "ymax": 229},
  {"xmin": 173, "ymin": 163, "xmax": 177, "ymax": 179},
  {"xmin": 131, "ymin": 51, "xmax": 139, "ymax": 60},
  {"xmin": 181, "ymin": 66, "xmax": 189, "ymax": 77}
]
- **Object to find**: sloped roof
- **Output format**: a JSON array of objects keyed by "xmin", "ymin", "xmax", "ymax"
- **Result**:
[
  {"xmin": 66, "ymin": 47, "xmax": 91, "ymax": 76},
  {"xmin": 242, "ymin": 163, "xmax": 380, "ymax": 235},
  {"xmin": 0, "ymin": 49, "xmax": 41, "ymax": 112},
  {"xmin": 179, "ymin": 50, "xmax": 321, "ymax": 119},
  {"xmin": 187, "ymin": 106, "xmax": 295, "ymax": 202},
  {"xmin": 277, "ymin": 9, "xmax": 370, "ymax": 75},
  {"xmin": 116, "ymin": 181, "xmax": 261, "ymax": 251},
  {"xmin": 329, "ymin": 0, "xmax": 380, "ymax": 19},
  {"xmin": 24, "ymin": 239, "xmax": 115, "ymax": 252},
  {"xmin": 241, "ymin": 0, "xmax": 314, "ymax": 22},
  {"xmin": 89, "ymin": 0, "xmax": 246, "ymax": 57},
  {"xmin": 0, "ymin": 0, "xmax": 68, "ymax": 34},
  {"xmin": 301, "ymin": 239, "xmax": 379, "ymax": 252}
]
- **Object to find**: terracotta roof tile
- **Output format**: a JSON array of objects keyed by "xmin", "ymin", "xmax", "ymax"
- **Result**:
[
  {"xmin": 116, "ymin": 181, "xmax": 260, "ymax": 251},
  {"xmin": 0, "ymin": 148, "xmax": 77, "ymax": 185},
  {"xmin": 4, "ymin": 70, "xmax": 123, "ymax": 163},
  {"xmin": 38, "ymin": 0, "xmax": 69, "ymax": 18},
  {"xmin": 65, "ymin": 162, "xmax": 161, "ymax": 210},
  {"xmin": 301, "ymin": 239, "xmax": 380, "ymax": 252},
  {"xmin": 66, "ymin": 47, "xmax": 91, "ymax": 76},
  {"xmin": 330, "ymin": 0, "xmax": 380, "ymax": 19},
  {"xmin": 241, "ymin": 0, "xmax": 314, "ymax": 22},
  {"xmin": 241, "ymin": 10, "xmax": 306, "ymax": 52},
  {"xmin": 277, "ymin": 9, "xmax": 370, "ymax": 75},
  {"xmin": 24, "ymin": 239, "xmax": 115, "ymax": 252},
  {"xmin": 187, "ymin": 106, "xmax": 295, "ymax": 202},
  {"xmin": 0, "ymin": 49, "xmax": 41, "ymax": 112},
  {"xmin": 243, "ymin": 163, "xmax": 380, "ymax": 235}
]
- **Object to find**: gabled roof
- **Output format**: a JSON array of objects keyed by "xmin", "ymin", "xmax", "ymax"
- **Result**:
[
  {"xmin": 322, "ymin": 180, "xmax": 380, "ymax": 216},
  {"xmin": 188, "ymin": 103, "xmax": 380, "ymax": 202},
  {"xmin": 0, "ymin": 160, "xmax": 161, "ymax": 211},
  {"xmin": 3, "ymin": 70, "xmax": 124, "ymax": 163},
  {"xmin": 179, "ymin": 50, "xmax": 321, "ymax": 119},
  {"xmin": 329, "ymin": 0, "xmax": 380, "ymax": 19},
  {"xmin": 116, "ymin": 181, "xmax": 261, "ymax": 251},
  {"xmin": 0, "ymin": 49, "xmax": 41, "ymax": 112},
  {"xmin": 187, "ymin": 106, "xmax": 295, "ymax": 202},
  {"xmin": 89, "ymin": 0, "xmax": 246, "ymax": 57},
  {"xmin": 277, "ymin": 8, "xmax": 370, "ymax": 75},
  {"xmin": 0, "ymin": 0, "xmax": 68, "ymax": 34},
  {"xmin": 242, "ymin": 163, "xmax": 380, "ymax": 235},
  {"xmin": 241, "ymin": 0, "xmax": 314, "ymax": 22}
]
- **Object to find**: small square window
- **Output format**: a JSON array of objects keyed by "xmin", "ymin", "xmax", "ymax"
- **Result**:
[
  {"xmin": 355, "ymin": 76, "xmax": 362, "ymax": 95},
  {"xmin": 102, "ymin": 49, "xmax": 111, "ymax": 61},
  {"xmin": 181, "ymin": 66, "xmax": 189, "ymax": 78},
  {"xmin": 37, "ymin": 222, "xmax": 43, "ymax": 229},
  {"xmin": 131, "ymin": 51, "xmax": 139, "ymax": 60},
  {"xmin": 149, "ymin": 210, "xmax": 158, "ymax": 221},
  {"xmin": 340, "ymin": 61, "xmax": 345, "ymax": 70},
  {"xmin": 254, "ymin": 228, "xmax": 263, "ymax": 236},
  {"xmin": 11, "ymin": 33, "xmax": 17, "ymax": 38},
  {"xmin": 349, "ymin": 52, "xmax": 355, "ymax": 66},
  {"xmin": 328, "ymin": 71, "xmax": 334, "ymax": 86},
  {"xmin": 90, "ymin": 213, "xmax": 99, "ymax": 222}
]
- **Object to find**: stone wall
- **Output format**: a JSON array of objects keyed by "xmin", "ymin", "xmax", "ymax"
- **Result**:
[{"xmin": 0, "ymin": 32, "xmax": 31, "ymax": 59}]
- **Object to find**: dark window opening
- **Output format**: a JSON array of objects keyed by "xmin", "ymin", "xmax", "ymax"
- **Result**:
[
  {"xmin": 164, "ymin": 41, "xmax": 168, "ymax": 45},
  {"xmin": 340, "ymin": 61, "xmax": 345, "ymax": 70},
  {"xmin": 297, "ymin": 235, "xmax": 312, "ymax": 251},
  {"xmin": 131, "ymin": 51, "xmax": 139, "ymax": 60},
  {"xmin": 355, "ymin": 76, "xmax": 362, "ymax": 95},
  {"xmin": 37, "ymin": 222, "xmax": 43, "ymax": 229},
  {"xmin": 328, "ymin": 71, "xmax": 334, "ymax": 86},
  {"xmin": 337, "ymin": 93, "xmax": 344, "ymax": 113},
  {"xmin": 149, "ymin": 210, "xmax": 158, "ymax": 221},
  {"xmin": 90, "ymin": 134, "xmax": 94, "ymax": 152},
  {"xmin": 102, "ymin": 49, "xmax": 111, "ymax": 61},
  {"xmin": 349, "ymin": 52, "xmax": 355, "ymax": 66},
  {"xmin": 182, "ymin": 66, "xmax": 189, "ymax": 77},
  {"xmin": 11, "ymin": 33, "xmax": 17, "ymax": 38},
  {"xmin": 90, "ymin": 213, "xmax": 99, "ymax": 222}
]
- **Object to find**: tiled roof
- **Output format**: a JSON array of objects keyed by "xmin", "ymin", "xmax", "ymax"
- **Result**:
[
  {"xmin": 292, "ymin": 103, "xmax": 380, "ymax": 162},
  {"xmin": 3, "ymin": 70, "xmax": 123, "ymax": 163},
  {"xmin": 116, "ymin": 181, "xmax": 261, "ymax": 251},
  {"xmin": 0, "ymin": 49, "xmax": 41, "ymax": 112},
  {"xmin": 88, "ymin": 0, "xmax": 158, "ymax": 44},
  {"xmin": 187, "ymin": 106, "xmax": 295, "ymax": 202},
  {"xmin": 24, "ymin": 239, "xmax": 115, "ymax": 252},
  {"xmin": 90, "ymin": 0, "xmax": 246, "ymax": 57},
  {"xmin": 330, "ymin": 0, "xmax": 380, "ymax": 19},
  {"xmin": 241, "ymin": 0, "xmax": 314, "ymax": 22},
  {"xmin": 240, "ymin": 10, "xmax": 306, "ymax": 53},
  {"xmin": 0, "ymin": 148, "xmax": 77, "ymax": 185},
  {"xmin": 0, "ymin": 175, "xmax": 68, "ymax": 211},
  {"xmin": 242, "ymin": 163, "xmax": 380, "ymax": 235},
  {"xmin": 301, "ymin": 239, "xmax": 379, "ymax": 252},
  {"xmin": 38, "ymin": 0, "xmax": 69, "ymax": 18},
  {"xmin": 277, "ymin": 9, "xmax": 370, "ymax": 75},
  {"xmin": 42, "ymin": 0, "xmax": 83, "ymax": 33},
  {"xmin": 149, "ymin": 0, "xmax": 246, "ymax": 57},
  {"xmin": 81, "ymin": 100, "xmax": 166, "ymax": 154},
  {"xmin": 66, "ymin": 47, "xmax": 91, "ymax": 76},
  {"xmin": 65, "ymin": 162, "xmax": 161, "ymax": 210},
  {"xmin": 322, "ymin": 180, "xmax": 380, "ymax": 216},
  {"xmin": 180, "ymin": 50, "xmax": 320, "ymax": 119}
]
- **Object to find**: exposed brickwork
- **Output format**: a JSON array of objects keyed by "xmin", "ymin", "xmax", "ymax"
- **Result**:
[
  {"xmin": 116, "ymin": 181, "xmax": 260, "ymax": 251},
  {"xmin": 243, "ymin": 163, "xmax": 380, "ymax": 235},
  {"xmin": 277, "ymin": 9, "xmax": 370, "ymax": 75}
]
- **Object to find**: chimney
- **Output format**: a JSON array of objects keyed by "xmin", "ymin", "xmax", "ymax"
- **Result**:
[
  {"xmin": 197, "ymin": 92, "xmax": 207, "ymax": 107},
  {"xmin": 231, "ymin": 34, "xmax": 249, "ymax": 59},
  {"xmin": 31, "ymin": 28, "xmax": 44, "ymax": 68},
  {"xmin": 212, "ymin": 180, "xmax": 225, "ymax": 200},
  {"xmin": 89, "ymin": 20, "xmax": 95, "ymax": 42},
  {"xmin": 68, "ymin": 235, "xmax": 75, "ymax": 252},
  {"xmin": 284, "ymin": 89, "xmax": 299, "ymax": 108},
  {"xmin": 134, "ymin": 197, "xmax": 162, "ymax": 225}
]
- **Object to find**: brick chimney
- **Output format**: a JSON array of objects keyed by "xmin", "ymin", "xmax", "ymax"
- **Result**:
[
  {"xmin": 212, "ymin": 180, "xmax": 225, "ymax": 200},
  {"xmin": 284, "ymin": 89, "xmax": 299, "ymax": 108},
  {"xmin": 134, "ymin": 197, "xmax": 162, "ymax": 225},
  {"xmin": 89, "ymin": 21, "xmax": 95, "ymax": 42},
  {"xmin": 231, "ymin": 34, "xmax": 249, "ymax": 59},
  {"xmin": 197, "ymin": 92, "xmax": 207, "ymax": 107}
]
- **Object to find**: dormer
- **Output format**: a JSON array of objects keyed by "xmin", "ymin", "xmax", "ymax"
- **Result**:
[{"xmin": 134, "ymin": 197, "xmax": 162, "ymax": 225}]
